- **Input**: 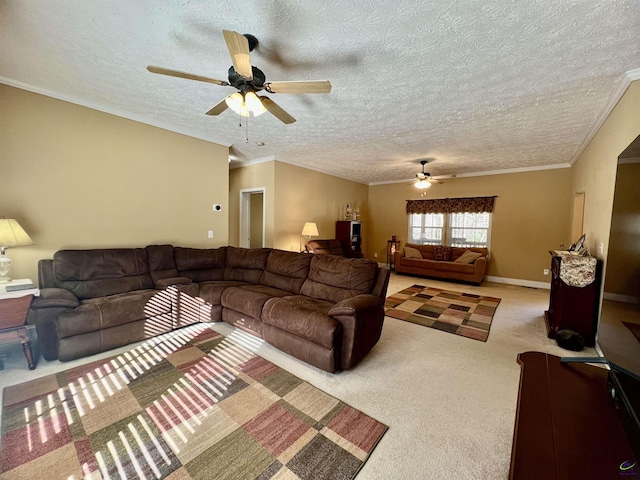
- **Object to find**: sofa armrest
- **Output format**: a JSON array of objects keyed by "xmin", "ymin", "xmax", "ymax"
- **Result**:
[
  {"xmin": 329, "ymin": 294, "xmax": 385, "ymax": 370},
  {"xmin": 473, "ymin": 256, "xmax": 488, "ymax": 272},
  {"xmin": 30, "ymin": 288, "xmax": 80, "ymax": 309},
  {"xmin": 154, "ymin": 276, "xmax": 193, "ymax": 289},
  {"xmin": 26, "ymin": 288, "xmax": 80, "ymax": 361}
]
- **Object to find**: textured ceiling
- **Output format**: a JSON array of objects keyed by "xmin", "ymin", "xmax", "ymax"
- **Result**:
[{"xmin": 1, "ymin": 1, "xmax": 639, "ymax": 184}]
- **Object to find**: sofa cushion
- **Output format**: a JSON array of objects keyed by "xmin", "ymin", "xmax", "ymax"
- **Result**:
[
  {"xmin": 198, "ymin": 280, "xmax": 247, "ymax": 305},
  {"xmin": 53, "ymin": 249, "xmax": 153, "ymax": 300},
  {"xmin": 431, "ymin": 246, "xmax": 452, "ymax": 261},
  {"xmin": 223, "ymin": 246, "xmax": 271, "ymax": 283},
  {"xmin": 222, "ymin": 286, "xmax": 288, "ymax": 320},
  {"xmin": 259, "ymin": 249, "xmax": 312, "ymax": 294},
  {"xmin": 175, "ymin": 246, "xmax": 227, "ymax": 282},
  {"xmin": 403, "ymin": 246, "xmax": 422, "ymax": 258},
  {"xmin": 56, "ymin": 289, "xmax": 168, "ymax": 337},
  {"xmin": 431, "ymin": 261, "xmax": 475, "ymax": 273},
  {"xmin": 300, "ymin": 255, "xmax": 377, "ymax": 304},
  {"xmin": 262, "ymin": 297, "xmax": 341, "ymax": 349},
  {"xmin": 454, "ymin": 250, "xmax": 483, "ymax": 264},
  {"xmin": 146, "ymin": 244, "xmax": 179, "ymax": 282}
]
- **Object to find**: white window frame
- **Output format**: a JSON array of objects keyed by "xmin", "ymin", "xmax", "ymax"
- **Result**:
[{"xmin": 408, "ymin": 212, "xmax": 492, "ymax": 249}]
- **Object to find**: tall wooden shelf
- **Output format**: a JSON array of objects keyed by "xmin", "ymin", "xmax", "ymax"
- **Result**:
[{"xmin": 336, "ymin": 221, "xmax": 363, "ymax": 258}]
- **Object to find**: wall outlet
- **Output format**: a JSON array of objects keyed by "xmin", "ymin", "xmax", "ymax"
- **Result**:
[
  {"xmin": 207, "ymin": 230, "xmax": 214, "ymax": 239},
  {"xmin": 543, "ymin": 269, "xmax": 549, "ymax": 275}
]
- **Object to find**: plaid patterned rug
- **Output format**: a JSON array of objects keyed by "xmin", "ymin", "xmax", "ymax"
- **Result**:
[
  {"xmin": 0, "ymin": 324, "xmax": 387, "ymax": 479},
  {"xmin": 384, "ymin": 284, "xmax": 501, "ymax": 342}
]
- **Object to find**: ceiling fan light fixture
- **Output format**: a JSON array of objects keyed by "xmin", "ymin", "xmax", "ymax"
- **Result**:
[
  {"xmin": 414, "ymin": 179, "xmax": 431, "ymax": 189},
  {"xmin": 225, "ymin": 92, "xmax": 266, "ymax": 117}
]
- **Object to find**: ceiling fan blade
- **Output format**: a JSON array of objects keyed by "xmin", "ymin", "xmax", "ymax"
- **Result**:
[
  {"xmin": 205, "ymin": 98, "xmax": 229, "ymax": 116},
  {"xmin": 222, "ymin": 30, "xmax": 253, "ymax": 79},
  {"xmin": 147, "ymin": 66, "xmax": 229, "ymax": 86},
  {"xmin": 265, "ymin": 80, "xmax": 332, "ymax": 94},
  {"xmin": 260, "ymin": 97, "xmax": 296, "ymax": 124}
]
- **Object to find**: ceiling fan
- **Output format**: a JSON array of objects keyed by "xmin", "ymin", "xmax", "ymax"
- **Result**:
[
  {"xmin": 414, "ymin": 160, "xmax": 443, "ymax": 190},
  {"xmin": 147, "ymin": 30, "xmax": 332, "ymax": 124}
]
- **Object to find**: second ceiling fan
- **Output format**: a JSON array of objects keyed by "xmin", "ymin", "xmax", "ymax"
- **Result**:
[{"xmin": 147, "ymin": 30, "xmax": 332, "ymax": 124}]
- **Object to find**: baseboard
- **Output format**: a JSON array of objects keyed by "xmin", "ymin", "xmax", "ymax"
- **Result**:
[
  {"xmin": 485, "ymin": 275, "xmax": 550, "ymax": 289},
  {"xmin": 603, "ymin": 292, "xmax": 640, "ymax": 304},
  {"xmin": 389, "ymin": 269, "xmax": 551, "ymax": 289}
]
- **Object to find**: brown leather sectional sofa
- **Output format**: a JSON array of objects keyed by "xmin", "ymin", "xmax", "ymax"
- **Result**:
[
  {"xmin": 394, "ymin": 243, "xmax": 489, "ymax": 285},
  {"xmin": 27, "ymin": 245, "xmax": 390, "ymax": 373}
]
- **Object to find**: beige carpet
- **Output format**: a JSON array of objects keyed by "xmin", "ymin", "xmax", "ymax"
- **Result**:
[{"xmin": 0, "ymin": 274, "xmax": 597, "ymax": 479}]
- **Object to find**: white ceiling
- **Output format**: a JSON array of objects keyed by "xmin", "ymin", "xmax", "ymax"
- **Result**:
[{"xmin": 2, "ymin": 1, "xmax": 639, "ymax": 184}]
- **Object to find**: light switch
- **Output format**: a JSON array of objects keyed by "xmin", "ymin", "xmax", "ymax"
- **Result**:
[{"xmin": 208, "ymin": 230, "xmax": 214, "ymax": 239}]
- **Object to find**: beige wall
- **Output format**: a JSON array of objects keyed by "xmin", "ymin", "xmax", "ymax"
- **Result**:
[
  {"xmin": 228, "ymin": 161, "xmax": 275, "ymax": 246},
  {"xmin": 571, "ymin": 80, "xmax": 640, "ymax": 259},
  {"xmin": 273, "ymin": 162, "xmax": 368, "ymax": 252},
  {"xmin": 368, "ymin": 169, "xmax": 573, "ymax": 283},
  {"xmin": 0, "ymin": 84, "xmax": 230, "ymax": 283},
  {"xmin": 229, "ymin": 161, "xmax": 368, "ymax": 252}
]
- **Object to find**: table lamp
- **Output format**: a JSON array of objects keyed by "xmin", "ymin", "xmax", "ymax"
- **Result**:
[
  {"xmin": 300, "ymin": 222, "xmax": 319, "ymax": 252},
  {"xmin": 0, "ymin": 218, "xmax": 34, "ymax": 283}
]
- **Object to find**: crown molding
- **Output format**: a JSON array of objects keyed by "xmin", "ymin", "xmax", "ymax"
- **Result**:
[
  {"xmin": 569, "ymin": 67, "xmax": 640, "ymax": 166},
  {"xmin": 0, "ymin": 77, "xmax": 232, "ymax": 148}
]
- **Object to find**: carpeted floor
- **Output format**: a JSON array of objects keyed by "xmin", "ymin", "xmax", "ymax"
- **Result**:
[
  {"xmin": 384, "ymin": 284, "xmax": 501, "ymax": 341},
  {"xmin": 0, "ymin": 324, "xmax": 386, "ymax": 480}
]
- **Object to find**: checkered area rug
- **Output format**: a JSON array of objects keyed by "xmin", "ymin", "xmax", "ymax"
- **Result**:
[
  {"xmin": 384, "ymin": 284, "xmax": 501, "ymax": 342},
  {"xmin": 0, "ymin": 324, "xmax": 387, "ymax": 479}
]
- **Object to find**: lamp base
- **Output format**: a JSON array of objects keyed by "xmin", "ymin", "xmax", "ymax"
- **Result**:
[{"xmin": 0, "ymin": 251, "xmax": 11, "ymax": 284}]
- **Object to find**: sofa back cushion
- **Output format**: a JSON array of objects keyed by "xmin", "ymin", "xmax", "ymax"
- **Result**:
[
  {"xmin": 146, "ymin": 244, "xmax": 179, "ymax": 282},
  {"xmin": 223, "ymin": 246, "xmax": 271, "ymax": 283},
  {"xmin": 53, "ymin": 248, "xmax": 153, "ymax": 300},
  {"xmin": 403, "ymin": 243, "xmax": 488, "ymax": 262},
  {"xmin": 300, "ymin": 255, "xmax": 378, "ymax": 303},
  {"xmin": 259, "ymin": 249, "xmax": 312, "ymax": 294},
  {"xmin": 175, "ymin": 247, "xmax": 227, "ymax": 282}
]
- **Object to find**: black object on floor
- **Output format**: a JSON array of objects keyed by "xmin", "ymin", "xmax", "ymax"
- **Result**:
[{"xmin": 556, "ymin": 329, "xmax": 585, "ymax": 351}]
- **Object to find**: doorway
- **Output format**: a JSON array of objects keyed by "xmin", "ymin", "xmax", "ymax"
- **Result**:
[{"xmin": 240, "ymin": 188, "xmax": 265, "ymax": 248}]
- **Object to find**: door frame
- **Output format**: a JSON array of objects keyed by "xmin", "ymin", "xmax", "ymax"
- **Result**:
[{"xmin": 239, "ymin": 188, "xmax": 266, "ymax": 248}]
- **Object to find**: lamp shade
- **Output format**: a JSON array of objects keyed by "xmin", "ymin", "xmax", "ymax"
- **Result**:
[
  {"xmin": 301, "ymin": 222, "xmax": 319, "ymax": 237},
  {"xmin": 0, "ymin": 218, "xmax": 34, "ymax": 248}
]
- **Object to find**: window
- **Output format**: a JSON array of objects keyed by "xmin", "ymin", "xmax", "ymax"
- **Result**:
[{"xmin": 408, "ymin": 212, "xmax": 491, "ymax": 248}]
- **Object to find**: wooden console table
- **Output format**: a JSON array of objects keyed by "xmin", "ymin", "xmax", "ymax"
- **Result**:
[{"xmin": 510, "ymin": 352, "xmax": 637, "ymax": 479}]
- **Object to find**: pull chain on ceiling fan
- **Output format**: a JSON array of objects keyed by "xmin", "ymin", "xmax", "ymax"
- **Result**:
[{"xmin": 147, "ymin": 30, "xmax": 332, "ymax": 129}]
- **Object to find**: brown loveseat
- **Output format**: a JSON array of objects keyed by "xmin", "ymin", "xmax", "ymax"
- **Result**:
[
  {"xmin": 27, "ymin": 245, "xmax": 390, "ymax": 373},
  {"xmin": 394, "ymin": 243, "xmax": 488, "ymax": 285}
]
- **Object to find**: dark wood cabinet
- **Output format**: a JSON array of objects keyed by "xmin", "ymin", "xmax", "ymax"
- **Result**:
[
  {"xmin": 544, "ymin": 254, "xmax": 602, "ymax": 347},
  {"xmin": 336, "ymin": 221, "xmax": 363, "ymax": 258},
  {"xmin": 510, "ymin": 352, "xmax": 636, "ymax": 479}
]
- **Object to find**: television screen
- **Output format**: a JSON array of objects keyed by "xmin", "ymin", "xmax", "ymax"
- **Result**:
[{"xmin": 598, "ymin": 137, "xmax": 640, "ymax": 457}]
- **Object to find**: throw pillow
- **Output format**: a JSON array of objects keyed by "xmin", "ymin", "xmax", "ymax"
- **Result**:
[
  {"xmin": 432, "ymin": 246, "xmax": 452, "ymax": 261},
  {"xmin": 454, "ymin": 250, "xmax": 483, "ymax": 264},
  {"xmin": 404, "ymin": 246, "xmax": 422, "ymax": 258}
]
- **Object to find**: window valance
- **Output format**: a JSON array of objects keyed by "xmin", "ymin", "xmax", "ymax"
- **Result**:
[{"xmin": 406, "ymin": 196, "xmax": 496, "ymax": 214}]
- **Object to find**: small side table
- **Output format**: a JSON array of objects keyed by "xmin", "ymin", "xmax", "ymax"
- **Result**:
[{"xmin": 0, "ymin": 279, "xmax": 40, "ymax": 370}]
